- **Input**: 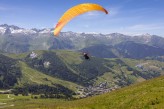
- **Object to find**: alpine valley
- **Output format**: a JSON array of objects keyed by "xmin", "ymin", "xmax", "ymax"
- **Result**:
[{"xmin": 0, "ymin": 24, "xmax": 164, "ymax": 109}]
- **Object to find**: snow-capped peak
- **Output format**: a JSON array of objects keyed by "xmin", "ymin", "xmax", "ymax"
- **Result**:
[
  {"xmin": 0, "ymin": 27, "xmax": 6, "ymax": 34},
  {"xmin": 11, "ymin": 29, "xmax": 37, "ymax": 34},
  {"xmin": 0, "ymin": 24, "xmax": 38, "ymax": 35},
  {"xmin": 143, "ymin": 33, "xmax": 151, "ymax": 37},
  {"xmin": 39, "ymin": 28, "xmax": 51, "ymax": 34}
]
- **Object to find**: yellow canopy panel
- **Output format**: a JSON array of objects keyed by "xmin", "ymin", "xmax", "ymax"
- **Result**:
[{"xmin": 54, "ymin": 3, "xmax": 108, "ymax": 36}]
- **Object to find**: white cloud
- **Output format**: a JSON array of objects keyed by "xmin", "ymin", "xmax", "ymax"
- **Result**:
[
  {"xmin": 127, "ymin": 24, "xmax": 164, "ymax": 31},
  {"xmin": 114, "ymin": 23, "xmax": 164, "ymax": 36}
]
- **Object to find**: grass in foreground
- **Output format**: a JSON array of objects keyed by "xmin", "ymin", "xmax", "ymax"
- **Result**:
[{"xmin": 1, "ymin": 76, "xmax": 163, "ymax": 109}]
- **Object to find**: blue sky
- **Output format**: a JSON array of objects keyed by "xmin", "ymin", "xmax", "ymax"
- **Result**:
[{"xmin": 0, "ymin": 0, "xmax": 164, "ymax": 36}]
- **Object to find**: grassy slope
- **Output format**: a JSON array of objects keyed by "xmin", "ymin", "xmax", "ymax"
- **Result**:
[
  {"xmin": 5, "ymin": 50, "xmax": 81, "ymax": 90},
  {"xmin": 65, "ymin": 76, "xmax": 163, "ymax": 109},
  {"xmin": 1, "ymin": 76, "xmax": 163, "ymax": 109},
  {"xmin": 92, "ymin": 58, "xmax": 136, "ymax": 86},
  {"xmin": 55, "ymin": 50, "xmax": 83, "ymax": 65},
  {"xmin": 17, "ymin": 61, "xmax": 80, "ymax": 91},
  {"xmin": 95, "ymin": 58, "xmax": 164, "ymax": 86},
  {"xmin": 55, "ymin": 50, "xmax": 83, "ymax": 75}
]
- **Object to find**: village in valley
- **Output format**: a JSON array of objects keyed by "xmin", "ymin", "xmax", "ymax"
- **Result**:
[{"xmin": 76, "ymin": 82, "xmax": 120, "ymax": 98}]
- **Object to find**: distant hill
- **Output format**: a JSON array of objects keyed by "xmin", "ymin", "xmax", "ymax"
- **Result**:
[
  {"xmin": 81, "ymin": 44, "xmax": 118, "ymax": 58},
  {"xmin": 115, "ymin": 41, "xmax": 164, "ymax": 59},
  {"xmin": 132, "ymin": 34, "xmax": 164, "ymax": 49},
  {"xmin": 80, "ymin": 42, "xmax": 164, "ymax": 59}
]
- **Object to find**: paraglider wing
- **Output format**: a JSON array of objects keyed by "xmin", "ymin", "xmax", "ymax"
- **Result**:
[{"xmin": 54, "ymin": 3, "xmax": 108, "ymax": 36}]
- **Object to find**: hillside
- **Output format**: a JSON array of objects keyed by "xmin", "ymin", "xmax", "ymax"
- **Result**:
[
  {"xmin": 3, "ymin": 50, "xmax": 163, "ymax": 90},
  {"xmin": 58, "ymin": 76, "xmax": 164, "ymax": 109},
  {"xmin": 0, "ymin": 52, "xmax": 80, "ymax": 98},
  {"xmin": 20, "ymin": 50, "xmax": 163, "ymax": 87},
  {"xmin": 18, "ymin": 61, "xmax": 80, "ymax": 91},
  {"xmin": 115, "ymin": 41, "xmax": 164, "ymax": 59},
  {"xmin": 80, "ymin": 42, "xmax": 164, "ymax": 59},
  {"xmin": 1, "ymin": 76, "xmax": 163, "ymax": 109},
  {"xmin": 0, "ymin": 54, "xmax": 21, "ymax": 88},
  {"xmin": 81, "ymin": 44, "xmax": 118, "ymax": 58}
]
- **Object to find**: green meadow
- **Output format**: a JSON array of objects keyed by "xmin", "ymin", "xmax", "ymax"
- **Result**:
[
  {"xmin": 0, "ymin": 76, "xmax": 163, "ymax": 109},
  {"xmin": 18, "ymin": 61, "xmax": 80, "ymax": 91}
]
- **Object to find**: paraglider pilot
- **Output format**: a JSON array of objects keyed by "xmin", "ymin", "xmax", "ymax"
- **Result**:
[{"xmin": 83, "ymin": 52, "xmax": 90, "ymax": 60}]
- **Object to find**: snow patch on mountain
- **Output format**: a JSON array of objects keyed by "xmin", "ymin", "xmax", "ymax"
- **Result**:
[
  {"xmin": 11, "ymin": 29, "xmax": 37, "ymax": 34},
  {"xmin": 39, "ymin": 29, "xmax": 51, "ymax": 34},
  {"xmin": 0, "ymin": 27, "xmax": 6, "ymax": 34}
]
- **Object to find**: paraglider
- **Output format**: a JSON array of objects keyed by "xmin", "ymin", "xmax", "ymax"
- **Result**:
[
  {"xmin": 54, "ymin": 3, "xmax": 108, "ymax": 36},
  {"xmin": 83, "ymin": 52, "xmax": 90, "ymax": 60}
]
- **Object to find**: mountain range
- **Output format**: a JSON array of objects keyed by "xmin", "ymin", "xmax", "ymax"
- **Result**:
[
  {"xmin": 0, "ymin": 24, "xmax": 164, "ymax": 100},
  {"xmin": 0, "ymin": 24, "xmax": 164, "ymax": 59}
]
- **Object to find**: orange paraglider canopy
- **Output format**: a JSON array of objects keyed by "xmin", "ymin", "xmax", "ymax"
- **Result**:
[{"xmin": 54, "ymin": 3, "xmax": 108, "ymax": 36}]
